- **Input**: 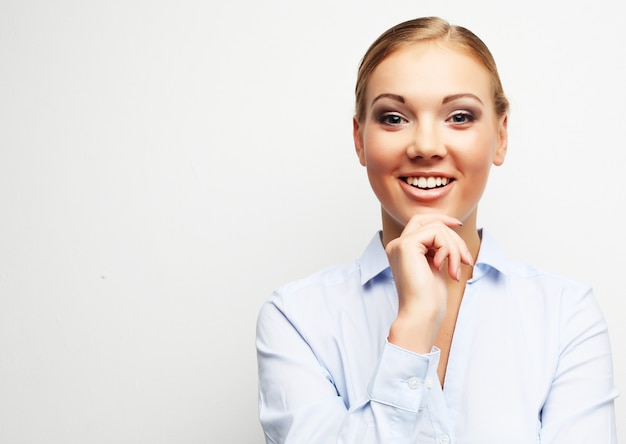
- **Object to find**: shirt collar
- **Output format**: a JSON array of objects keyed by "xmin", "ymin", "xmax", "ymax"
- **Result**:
[
  {"xmin": 358, "ymin": 231, "xmax": 391, "ymax": 285},
  {"xmin": 358, "ymin": 229, "xmax": 511, "ymax": 286},
  {"xmin": 473, "ymin": 228, "xmax": 511, "ymax": 278}
]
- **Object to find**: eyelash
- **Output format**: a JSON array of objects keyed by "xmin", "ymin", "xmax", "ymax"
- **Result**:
[
  {"xmin": 377, "ymin": 113, "xmax": 407, "ymax": 126},
  {"xmin": 375, "ymin": 110, "xmax": 477, "ymax": 127},
  {"xmin": 447, "ymin": 111, "xmax": 476, "ymax": 124}
]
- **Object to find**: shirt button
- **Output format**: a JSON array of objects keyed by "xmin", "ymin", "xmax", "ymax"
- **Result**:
[
  {"xmin": 439, "ymin": 435, "xmax": 450, "ymax": 444},
  {"xmin": 407, "ymin": 377, "xmax": 421, "ymax": 389},
  {"xmin": 425, "ymin": 378, "xmax": 433, "ymax": 389}
]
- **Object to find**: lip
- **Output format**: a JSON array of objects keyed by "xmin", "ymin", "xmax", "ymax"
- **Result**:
[{"xmin": 398, "ymin": 173, "xmax": 455, "ymax": 202}]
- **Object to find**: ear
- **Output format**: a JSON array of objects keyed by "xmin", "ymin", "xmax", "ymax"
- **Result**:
[
  {"xmin": 353, "ymin": 117, "xmax": 366, "ymax": 166},
  {"xmin": 493, "ymin": 114, "xmax": 508, "ymax": 166}
]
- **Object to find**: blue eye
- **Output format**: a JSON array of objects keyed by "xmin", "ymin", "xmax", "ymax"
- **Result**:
[
  {"xmin": 378, "ymin": 114, "xmax": 406, "ymax": 126},
  {"xmin": 449, "ymin": 112, "xmax": 475, "ymax": 124}
]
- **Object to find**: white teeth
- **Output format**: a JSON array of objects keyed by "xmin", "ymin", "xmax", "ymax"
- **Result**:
[{"xmin": 406, "ymin": 176, "xmax": 450, "ymax": 189}]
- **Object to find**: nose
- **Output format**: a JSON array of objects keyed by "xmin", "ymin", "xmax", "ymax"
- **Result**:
[{"xmin": 406, "ymin": 121, "xmax": 445, "ymax": 160}]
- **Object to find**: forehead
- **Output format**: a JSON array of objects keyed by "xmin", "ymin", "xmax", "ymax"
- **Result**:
[{"xmin": 367, "ymin": 41, "xmax": 493, "ymax": 104}]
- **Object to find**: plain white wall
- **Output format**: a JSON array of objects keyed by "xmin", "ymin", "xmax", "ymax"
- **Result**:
[{"xmin": 0, "ymin": 0, "xmax": 623, "ymax": 442}]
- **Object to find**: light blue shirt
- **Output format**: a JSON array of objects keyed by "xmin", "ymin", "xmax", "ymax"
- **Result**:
[{"xmin": 256, "ymin": 230, "xmax": 618, "ymax": 443}]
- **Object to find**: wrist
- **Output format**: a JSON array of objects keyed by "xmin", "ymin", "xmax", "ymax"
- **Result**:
[{"xmin": 388, "ymin": 316, "xmax": 439, "ymax": 354}]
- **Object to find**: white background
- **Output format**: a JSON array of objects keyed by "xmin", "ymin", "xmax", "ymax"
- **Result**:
[{"xmin": 1, "ymin": 0, "xmax": 624, "ymax": 442}]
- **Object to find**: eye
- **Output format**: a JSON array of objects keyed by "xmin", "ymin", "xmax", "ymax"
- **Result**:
[
  {"xmin": 377, "ymin": 113, "xmax": 408, "ymax": 126},
  {"xmin": 447, "ymin": 111, "xmax": 475, "ymax": 125}
]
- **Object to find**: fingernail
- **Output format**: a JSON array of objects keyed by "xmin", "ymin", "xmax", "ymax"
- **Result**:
[{"xmin": 456, "ymin": 268, "xmax": 461, "ymax": 281}]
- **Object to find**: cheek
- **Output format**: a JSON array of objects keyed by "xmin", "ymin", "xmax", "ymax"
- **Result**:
[
  {"xmin": 364, "ymin": 150, "xmax": 389, "ymax": 172},
  {"xmin": 452, "ymin": 131, "xmax": 498, "ymax": 171},
  {"xmin": 362, "ymin": 131, "xmax": 403, "ymax": 171},
  {"xmin": 465, "ymin": 150, "xmax": 492, "ymax": 173},
  {"xmin": 362, "ymin": 140, "xmax": 385, "ymax": 171}
]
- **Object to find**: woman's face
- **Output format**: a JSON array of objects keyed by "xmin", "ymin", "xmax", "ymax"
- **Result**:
[{"xmin": 353, "ymin": 41, "xmax": 507, "ymax": 238}]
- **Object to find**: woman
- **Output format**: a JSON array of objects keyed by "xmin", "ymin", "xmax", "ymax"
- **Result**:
[{"xmin": 256, "ymin": 17, "xmax": 618, "ymax": 443}]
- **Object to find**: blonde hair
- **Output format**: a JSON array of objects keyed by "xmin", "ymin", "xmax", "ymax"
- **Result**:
[{"xmin": 354, "ymin": 17, "xmax": 509, "ymax": 124}]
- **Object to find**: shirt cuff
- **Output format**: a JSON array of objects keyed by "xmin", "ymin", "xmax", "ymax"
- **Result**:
[{"xmin": 367, "ymin": 341, "xmax": 440, "ymax": 412}]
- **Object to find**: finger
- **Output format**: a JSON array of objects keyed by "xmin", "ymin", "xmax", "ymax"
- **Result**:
[
  {"xmin": 420, "ymin": 225, "xmax": 471, "ymax": 280},
  {"xmin": 430, "ymin": 231, "xmax": 463, "ymax": 280},
  {"xmin": 403, "ymin": 213, "xmax": 463, "ymax": 233},
  {"xmin": 388, "ymin": 215, "xmax": 472, "ymax": 282}
]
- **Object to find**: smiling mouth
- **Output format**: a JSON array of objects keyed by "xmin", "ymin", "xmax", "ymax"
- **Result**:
[{"xmin": 403, "ymin": 176, "xmax": 454, "ymax": 190}]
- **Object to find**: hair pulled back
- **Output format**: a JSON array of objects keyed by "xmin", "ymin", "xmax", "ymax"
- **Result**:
[{"xmin": 354, "ymin": 17, "xmax": 509, "ymax": 124}]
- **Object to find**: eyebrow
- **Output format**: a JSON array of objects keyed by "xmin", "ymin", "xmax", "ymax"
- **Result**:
[
  {"xmin": 371, "ymin": 92, "xmax": 483, "ymax": 106},
  {"xmin": 371, "ymin": 93, "xmax": 405, "ymax": 106},
  {"xmin": 442, "ymin": 93, "xmax": 483, "ymax": 105}
]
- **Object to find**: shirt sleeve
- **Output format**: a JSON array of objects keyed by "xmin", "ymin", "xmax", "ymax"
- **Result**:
[
  {"xmin": 539, "ymin": 287, "xmax": 619, "ymax": 443},
  {"xmin": 256, "ymin": 297, "xmax": 440, "ymax": 443}
]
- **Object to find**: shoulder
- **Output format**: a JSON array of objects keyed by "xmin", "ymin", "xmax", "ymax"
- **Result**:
[
  {"xmin": 268, "ymin": 261, "xmax": 363, "ymax": 313},
  {"xmin": 507, "ymin": 259, "xmax": 591, "ymax": 291},
  {"xmin": 256, "ymin": 259, "xmax": 372, "ymax": 347},
  {"xmin": 478, "ymin": 229, "xmax": 593, "ymax": 300},
  {"xmin": 263, "ymin": 231, "xmax": 389, "ymax": 314},
  {"xmin": 504, "ymin": 262, "xmax": 598, "ymax": 328}
]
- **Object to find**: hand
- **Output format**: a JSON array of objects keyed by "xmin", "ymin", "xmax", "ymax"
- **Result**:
[{"xmin": 385, "ymin": 214, "xmax": 473, "ymax": 353}]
